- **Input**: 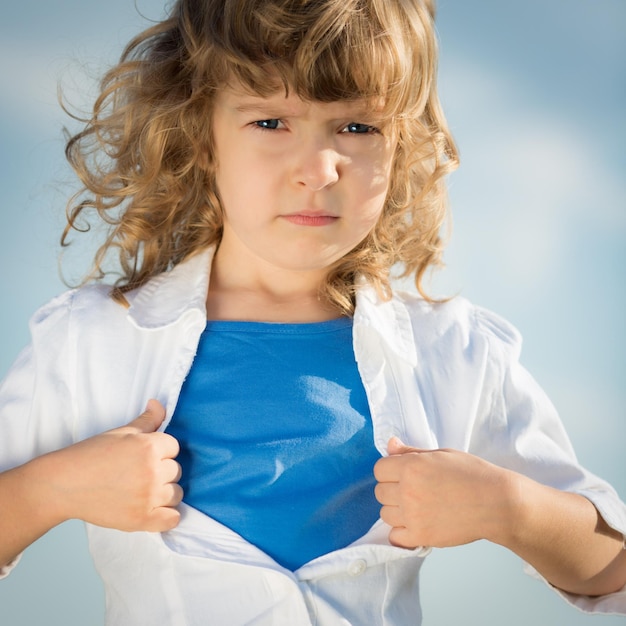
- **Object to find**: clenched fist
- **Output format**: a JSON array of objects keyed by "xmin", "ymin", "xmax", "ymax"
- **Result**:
[
  {"xmin": 374, "ymin": 437, "xmax": 515, "ymax": 549},
  {"xmin": 42, "ymin": 399, "xmax": 183, "ymax": 533}
]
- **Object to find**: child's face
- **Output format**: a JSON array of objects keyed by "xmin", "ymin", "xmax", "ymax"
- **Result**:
[{"xmin": 211, "ymin": 82, "xmax": 397, "ymax": 282}]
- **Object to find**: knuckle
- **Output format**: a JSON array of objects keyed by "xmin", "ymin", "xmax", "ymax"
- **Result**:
[
  {"xmin": 373, "ymin": 458, "xmax": 383, "ymax": 477},
  {"xmin": 398, "ymin": 480, "xmax": 413, "ymax": 501},
  {"xmin": 167, "ymin": 435, "xmax": 181, "ymax": 456},
  {"xmin": 165, "ymin": 511, "xmax": 182, "ymax": 531},
  {"xmin": 141, "ymin": 463, "xmax": 160, "ymax": 486},
  {"xmin": 173, "ymin": 461, "xmax": 183, "ymax": 482},
  {"xmin": 404, "ymin": 462, "xmax": 422, "ymax": 484},
  {"xmin": 126, "ymin": 431, "xmax": 155, "ymax": 454},
  {"xmin": 154, "ymin": 509, "xmax": 181, "ymax": 532},
  {"xmin": 173, "ymin": 484, "xmax": 184, "ymax": 504}
]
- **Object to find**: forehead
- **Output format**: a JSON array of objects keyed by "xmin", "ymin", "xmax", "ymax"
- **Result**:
[{"xmin": 216, "ymin": 82, "xmax": 382, "ymax": 119}]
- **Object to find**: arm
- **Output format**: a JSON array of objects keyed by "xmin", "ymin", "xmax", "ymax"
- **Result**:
[
  {"xmin": 0, "ymin": 400, "xmax": 182, "ymax": 570},
  {"xmin": 374, "ymin": 437, "xmax": 626, "ymax": 597}
]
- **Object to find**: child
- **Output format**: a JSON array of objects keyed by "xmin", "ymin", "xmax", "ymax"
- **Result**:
[{"xmin": 0, "ymin": 0, "xmax": 625, "ymax": 624}]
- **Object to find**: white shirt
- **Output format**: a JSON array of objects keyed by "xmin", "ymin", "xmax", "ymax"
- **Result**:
[{"xmin": 1, "ymin": 247, "xmax": 625, "ymax": 624}]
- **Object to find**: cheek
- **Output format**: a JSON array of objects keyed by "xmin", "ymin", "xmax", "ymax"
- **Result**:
[
  {"xmin": 359, "ymin": 194, "xmax": 387, "ymax": 237},
  {"xmin": 351, "ymin": 159, "xmax": 393, "ymax": 220},
  {"xmin": 216, "ymin": 155, "xmax": 264, "ymax": 216}
]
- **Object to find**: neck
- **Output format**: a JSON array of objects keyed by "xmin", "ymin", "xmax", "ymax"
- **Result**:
[{"xmin": 206, "ymin": 246, "xmax": 343, "ymax": 323}]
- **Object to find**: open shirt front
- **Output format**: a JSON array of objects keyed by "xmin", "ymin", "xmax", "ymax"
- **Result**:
[{"xmin": 1, "ymin": 247, "xmax": 625, "ymax": 624}]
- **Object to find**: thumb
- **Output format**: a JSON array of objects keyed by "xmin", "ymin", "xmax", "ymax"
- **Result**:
[
  {"xmin": 387, "ymin": 436, "xmax": 423, "ymax": 456},
  {"xmin": 129, "ymin": 399, "xmax": 166, "ymax": 433}
]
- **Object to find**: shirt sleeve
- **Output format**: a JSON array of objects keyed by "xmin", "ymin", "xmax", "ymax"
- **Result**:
[
  {"xmin": 0, "ymin": 291, "xmax": 78, "ymax": 578},
  {"xmin": 471, "ymin": 306, "xmax": 626, "ymax": 614},
  {"xmin": 0, "ymin": 555, "xmax": 21, "ymax": 580}
]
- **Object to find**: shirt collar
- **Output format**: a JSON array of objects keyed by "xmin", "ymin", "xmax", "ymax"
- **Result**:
[
  {"xmin": 124, "ymin": 246, "xmax": 417, "ymax": 366},
  {"xmin": 126, "ymin": 247, "xmax": 214, "ymax": 329},
  {"xmin": 354, "ymin": 282, "xmax": 418, "ymax": 367}
]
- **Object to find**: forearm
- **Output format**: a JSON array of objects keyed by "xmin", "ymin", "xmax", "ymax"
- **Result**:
[
  {"xmin": 0, "ymin": 401, "xmax": 182, "ymax": 571},
  {"xmin": 494, "ymin": 471, "xmax": 626, "ymax": 596},
  {"xmin": 0, "ymin": 454, "xmax": 68, "ymax": 569}
]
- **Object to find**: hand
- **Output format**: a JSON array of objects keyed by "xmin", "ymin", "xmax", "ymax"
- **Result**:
[
  {"xmin": 374, "ymin": 437, "xmax": 514, "ymax": 549},
  {"xmin": 42, "ymin": 399, "xmax": 183, "ymax": 532}
]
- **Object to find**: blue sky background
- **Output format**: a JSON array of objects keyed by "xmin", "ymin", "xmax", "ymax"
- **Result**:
[{"xmin": 0, "ymin": 1, "xmax": 624, "ymax": 624}]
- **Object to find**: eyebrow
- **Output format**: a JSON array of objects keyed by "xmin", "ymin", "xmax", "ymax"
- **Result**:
[
  {"xmin": 233, "ymin": 101, "xmax": 293, "ymax": 116},
  {"xmin": 233, "ymin": 101, "xmax": 376, "ymax": 117},
  {"xmin": 229, "ymin": 95, "xmax": 382, "ymax": 122}
]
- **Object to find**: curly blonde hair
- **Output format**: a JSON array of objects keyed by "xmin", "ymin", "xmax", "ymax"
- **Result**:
[{"xmin": 63, "ymin": 0, "xmax": 458, "ymax": 314}]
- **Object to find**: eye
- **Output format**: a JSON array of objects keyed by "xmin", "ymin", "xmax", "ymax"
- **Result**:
[
  {"xmin": 254, "ymin": 119, "xmax": 282, "ymax": 130},
  {"xmin": 342, "ymin": 122, "xmax": 379, "ymax": 134}
]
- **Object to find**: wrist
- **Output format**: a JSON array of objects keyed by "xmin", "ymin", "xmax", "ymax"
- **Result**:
[
  {"xmin": 483, "ymin": 467, "xmax": 530, "ymax": 548},
  {"xmin": 0, "ymin": 452, "xmax": 75, "ymax": 569},
  {"xmin": 19, "ymin": 451, "xmax": 74, "ymax": 528}
]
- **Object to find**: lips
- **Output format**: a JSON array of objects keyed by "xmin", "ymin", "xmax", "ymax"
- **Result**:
[{"xmin": 281, "ymin": 211, "xmax": 339, "ymax": 227}]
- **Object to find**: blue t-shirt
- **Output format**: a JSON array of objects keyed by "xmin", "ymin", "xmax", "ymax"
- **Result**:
[{"xmin": 165, "ymin": 317, "xmax": 381, "ymax": 570}]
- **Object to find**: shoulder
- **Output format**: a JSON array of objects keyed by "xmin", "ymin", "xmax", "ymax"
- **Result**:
[
  {"xmin": 392, "ymin": 290, "xmax": 523, "ymax": 360},
  {"xmin": 28, "ymin": 284, "xmax": 128, "ymax": 338}
]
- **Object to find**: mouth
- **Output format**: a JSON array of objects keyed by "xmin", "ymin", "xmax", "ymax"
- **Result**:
[{"xmin": 280, "ymin": 211, "xmax": 339, "ymax": 227}]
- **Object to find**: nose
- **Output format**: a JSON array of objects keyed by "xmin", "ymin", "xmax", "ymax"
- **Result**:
[{"xmin": 293, "ymin": 143, "xmax": 340, "ymax": 191}]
